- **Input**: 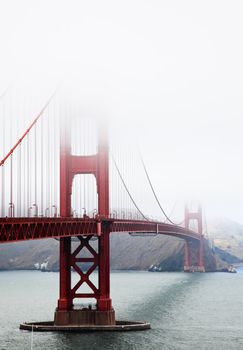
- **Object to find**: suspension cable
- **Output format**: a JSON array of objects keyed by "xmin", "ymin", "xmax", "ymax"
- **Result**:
[
  {"xmin": 139, "ymin": 154, "xmax": 183, "ymax": 225},
  {"xmin": 165, "ymin": 201, "xmax": 184, "ymax": 226},
  {"xmin": 111, "ymin": 154, "xmax": 148, "ymax": 221},
  {"xmin": 0, "ymin": 90, "xmax": 57, "ymax": 167},
  {"xmin": 165, "ymin": 201, "xmax": 177, "ymax": 223}
]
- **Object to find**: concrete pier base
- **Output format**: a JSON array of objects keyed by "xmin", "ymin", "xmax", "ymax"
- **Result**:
[
  {"xmin": 184, "ymin": 266, "xmax": 205, "ymax": 272},
  {"xmin": 54, "ymin": 308, "xmax": 116, "ymax": 326},
  {"xmin": 20, "ymin": 320, "xmax": 151, "ymax": 332},
  {"xmin": 20, "ymin": 308, "xmax": 150, "ymax": 332}
]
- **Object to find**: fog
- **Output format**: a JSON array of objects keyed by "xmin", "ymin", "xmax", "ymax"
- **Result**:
[{"xmin": 0, "ymin": 0, "xmax": 243, "ymax": 224}]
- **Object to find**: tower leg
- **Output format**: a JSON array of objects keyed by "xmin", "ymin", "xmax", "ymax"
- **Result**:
[
  {"xmin": 198, "ymin": 237, "xmax": 205, "ymax": 272},
  {"xmin": 58, "ymin": 237, "xmax": 72, "ymax": 310},
  {"xmin": 97, "ymin": 230, "xmax": 112, "ymax": 311},
  {"xmin": 183, "ymin": 239, "xmax": 205, "ymax": 272},
  {"xmin": 96, "ymin": 230, "xmax": 115, "ymax": 325},
  {"xmin": 184, "ymin": 240, "xmax": 190, "ymax": 272}
]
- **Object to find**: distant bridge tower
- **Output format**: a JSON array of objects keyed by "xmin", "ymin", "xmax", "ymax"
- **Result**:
[
  {"xmin": 54, "ymin": 116, "xmax": 115, "ymax": 326},
  {"xmin": 184, "ymin": 206, "xmax": 205, "ymax": 272}
]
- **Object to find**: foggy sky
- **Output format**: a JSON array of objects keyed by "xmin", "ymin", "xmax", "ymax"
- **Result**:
[{"xmin": 0, "ymin": 0, "xmax": 243, "ymax": 224}]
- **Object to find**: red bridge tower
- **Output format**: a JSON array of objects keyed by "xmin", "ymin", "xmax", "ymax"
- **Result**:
[
  {"xmin": 54, "ymin": 117, "xmax": 115, "ymax": 326},
  {"xmin": 184, "ymin": 206, "xmax": 205, "ymax": 272}
]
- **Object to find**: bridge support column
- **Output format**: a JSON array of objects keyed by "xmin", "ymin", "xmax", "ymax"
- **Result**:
[
  {"xmin": 57, "ymin": 237, "xmax": 72, "ymax": 310},
  {"xmin": 198, "ymin": 235, "xmax": 205, "ymax": 272},
  {"xmin": 184, "ymin": 206, "xmax": 205, "ymax": 272},
  {"xmin": 54, "ymin": 231, "xmax": 115, "ymax": 326},
  {"xmin": 54, "ymin": 116, "xmax": 115, "ymax": 326},
  {"xmin": 97, "ymin": 229, "xmax": 112, "ymax": 311},
  {"xmin": 184, "ymin": 240, "xmax": 190, "ymax": 272}
]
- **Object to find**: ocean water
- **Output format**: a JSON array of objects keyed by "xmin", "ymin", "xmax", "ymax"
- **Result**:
[{"xmin": 0, "ymin": 270, "xmax": 243, "ymax": 350}]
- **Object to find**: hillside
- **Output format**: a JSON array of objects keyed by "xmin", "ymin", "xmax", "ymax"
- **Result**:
[
  {"xmin": 0, "ymin": 221, "xmax": 238, "ymax": 272},
  {"xmin": 208, "ymin": 218, "xmax": 243, "ymax": 259},
  {"xmin": 0, "ymin": 235, "xmax": 188, "ymax": 271}
]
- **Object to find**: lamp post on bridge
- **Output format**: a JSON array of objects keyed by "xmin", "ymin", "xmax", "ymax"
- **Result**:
[
  {"xmin": 8, "ymin": 203, "xmax": 15, "ymax": 217},
  {"xmin": 32, "ymin": 203, "xmax": 38, "ymax": 217}
]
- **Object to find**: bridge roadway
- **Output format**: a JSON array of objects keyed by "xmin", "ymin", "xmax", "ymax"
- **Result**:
[{"xmin": 0, "ymin": 217, "xmax": 200, "ymax": 243}]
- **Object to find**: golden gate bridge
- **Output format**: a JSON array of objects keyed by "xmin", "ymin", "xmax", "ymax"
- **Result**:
[{"xmin": 0, "ymin": 88, "xmax": 205, "ymax": 331}]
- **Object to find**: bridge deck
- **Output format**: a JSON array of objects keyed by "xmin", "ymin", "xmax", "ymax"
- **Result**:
[{"xmin": 0, "ymin": 218, "xmax": 200, "ymax": 243}]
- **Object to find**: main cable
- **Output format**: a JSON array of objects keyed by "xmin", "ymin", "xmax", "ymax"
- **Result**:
[
  {"xmin": 139, "ymin": 153, "xmax": 183, "ymax": 226},
  {"xmin": 0, "ymin": 90, "xmax": 57, "ymax": 166},
  {"xmin": 111, "ymin": 154, "xmax": 148, "ymax": 221}
]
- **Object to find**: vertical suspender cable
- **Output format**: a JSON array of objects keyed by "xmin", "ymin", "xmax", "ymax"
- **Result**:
[
  {"xmin": 1, "ymin": 165, "xmax": 4, "ymax": 217},
  {"xmin": 10, "ymin": 153, "xmax": 13, "ymax": 216},
  {"xmin": 83, "ymin": 119, "xmax": 86, "ymax": 216},
  {"xmin": 18, "ymin": 143, "xmax": 21, "ymax": 216},
  {"xmin": 46, "ymin": 110, "xmax": 50, "ymax": 216},
  {"xmin": 16, "ymin": 96, "xmax": 20, "ymax": 216},
  {"xmin": 88, "ymin": 120, "xmax": 90, "ymax": 215},
  {"xmin": 118, "ymin": 146, "xmax": 120, "ymax": 218},
  {"xmin": 27, "ymin": 133, "xmax": 30, "ymax": 216},
  {"xmin": 88, "ymin": 119, "xmax": 90, "ymax": 214},
  {"xmin": 34, "ymin": 124, "xmax": 37, "ymax": 216},
  {"xmin": 29, "ymin": 125, "xmax": 32, "ymax": 214},
  {"xmin": 117, "ymin": 144, "xmax": 119, "ymax": 217},
  {"xmin": 122, "ymin": 146, "xmax": 125, "ymax": 217},
  {"xmin": 1, "ymin": 110, "xmax": 5, "ymax": 217},
  {"xmin": 119, "ymin": 146, "xmax": 121, "ymax": 218},
  {"xmin": 53, "ymin": 100, "xmax": 57, "ymax": 215},
  {"xmin": 40, "ymin": 115, "xmax": 43, "ymax": 216},
  {"xmin": 79, "ymin": 118, "xmax": 82, "ymax": 216},
  {"xmin": 75, "ymin": 115, "xmax": 77, "ymax": 216},
  {"xmin": 80, "ymin": 118, "xmax": 83, "ymax": 216},
  {"xmin": 23, "ymin": 135, "xmax": 26, "ymax": 216},
  {"xmin": 50, "ymin": 107, "xmax": 53, "ymax": 215},
  {"xmin": 120, "ymin": 146, "xmax": 122, "ymax": 217}
]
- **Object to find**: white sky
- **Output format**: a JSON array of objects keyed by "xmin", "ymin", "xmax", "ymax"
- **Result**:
[{"xmin": 0, "ymin": 0, "xmax": 243, "ymax": 224}]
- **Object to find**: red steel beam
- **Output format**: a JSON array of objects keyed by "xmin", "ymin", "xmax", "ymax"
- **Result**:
[{"xmin": 0, "ymin": 218, "xmax": 200, "ymax": 244}]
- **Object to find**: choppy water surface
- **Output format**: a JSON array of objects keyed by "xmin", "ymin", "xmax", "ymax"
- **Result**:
[{"xmin": 0, "ymin": 270, "xmax": 243, "ymax": 350}]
